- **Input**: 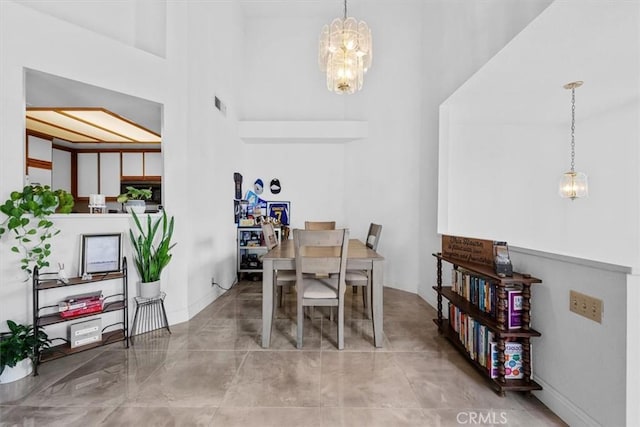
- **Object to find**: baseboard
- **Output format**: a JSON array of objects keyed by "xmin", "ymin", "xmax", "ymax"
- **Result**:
[{"xmin": 533, "ymin": 376, "xmax": 601, "ymax": 427}]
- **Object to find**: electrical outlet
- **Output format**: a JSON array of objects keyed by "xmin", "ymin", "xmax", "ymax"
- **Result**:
[{"xmin": 569, "ymin": 290, "xmax": 603, "ymax": 323}]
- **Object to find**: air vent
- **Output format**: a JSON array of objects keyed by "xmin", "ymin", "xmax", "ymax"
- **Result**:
[{"xmin": 214, "ymin": 96, "xmax": 227, "ymax": 116}]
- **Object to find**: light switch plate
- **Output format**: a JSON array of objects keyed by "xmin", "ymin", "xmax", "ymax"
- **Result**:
[{"xmin": 570, "ymin": 290, "xmax": 602, "ymax": 323}]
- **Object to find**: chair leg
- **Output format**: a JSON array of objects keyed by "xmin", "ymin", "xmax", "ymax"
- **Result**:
[
  {"xmin": 297, "ymin": 301, "xmax": 304, "ymax": 349},
  {"xmin": 337, "ymin": 304, "xmax": 344, "ymax": 350},
  {"xmin": 272, "ymin": 282, "xmax": 278, "ymax": 325},
  {"xmin": 362, "ymin": 286, "xmax": 369, "ymax": 319},
  {"xmin": 278, "ymin": 285, "xmax": 284, "ymax": 308}
]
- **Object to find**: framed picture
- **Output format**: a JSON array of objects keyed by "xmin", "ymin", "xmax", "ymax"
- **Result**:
[
  {"xmin": 80, "ymin": 233, "xmax": 123, "ymax": 275},
  {"xmin": 266, "ymin": 201, "xmax": 290, "ymax": 225}
]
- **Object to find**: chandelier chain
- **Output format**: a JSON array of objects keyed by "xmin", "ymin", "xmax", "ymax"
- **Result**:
[
  {"xmin": 343, "ymin": 0, "xmax": 347, "ymax": 19},
  {"xmin": 570, "ymin": 88, "xmax": 576, "ymax": 172}
]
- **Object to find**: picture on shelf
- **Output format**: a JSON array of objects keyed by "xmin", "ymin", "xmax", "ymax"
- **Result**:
[{"xmin": 80, "ymin": 233, "xmax": 122, "ymax": 276}]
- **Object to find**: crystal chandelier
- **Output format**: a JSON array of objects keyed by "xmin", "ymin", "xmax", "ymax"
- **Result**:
[
  {"xmin": 318, "ymin": 0, "xmax": 372, "ymax": 94},
  {"xmin": 559, "ymin": 81, "xmax": 588, "ymax": 200}
]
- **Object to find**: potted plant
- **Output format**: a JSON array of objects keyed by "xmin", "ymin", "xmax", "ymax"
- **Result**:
[
  {"xmin": 129, "ymin": 210, "xmax": 176, "ymax": 298},
  {"xmin": 0, "ymin": 185, "xmax": 74, "ymax": 277},
  {"xmin": 117, "ymin": 186, "xmax": 152, "ymax": 214},
  {"xmin": 0, "ymin": 320, "xmax": 50, "ymax": 383}
]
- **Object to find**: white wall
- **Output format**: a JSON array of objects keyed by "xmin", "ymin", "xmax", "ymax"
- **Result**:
[
  {"xmin": 0, "ymin": 1, "xmax": 238, "ymax": 328},
  {"xmin": 418, "ymin": 0, "xmax": 554, "ymax": 303},
  {"xmin": 438, "ymin": 1, "xmax": 640, "ymax": 425},
  {"xmin": 511, "ymin": 248, "xmax": 628, "ymax": 427},
  {"xmin": 240, "ymin": 3, "xmax": 415, "ymax": 290},
  {"xmin": 185, "ymin": 0, "xmax": 245, "ymax": 315},
  {"xmin": 19, "ymin": 0, "xmax": 166, "ymax": 57},
  {"xmin": 239, "ymin": 1, "xmax": 550, "ymax": 293},
  {"xmin": 438, "ymin": 1, "xmax": 640, "ymax": 268}
]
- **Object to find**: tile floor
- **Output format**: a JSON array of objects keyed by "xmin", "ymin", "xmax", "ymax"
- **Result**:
[{"xmin": 0, "ymin": 282, "xmax": 568, "ymax": 426}]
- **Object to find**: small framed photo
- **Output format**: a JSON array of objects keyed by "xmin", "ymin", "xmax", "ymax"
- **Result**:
[
  {"xmin": 80, "ymin": 233, "xmax": 123, "ymax": 275},
  {"xmin": 266, "ymin": 201, "xmax": 290, "ymax": 225}
]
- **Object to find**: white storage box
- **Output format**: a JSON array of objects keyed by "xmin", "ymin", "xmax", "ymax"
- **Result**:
[{"xmin": 68, "ymin": 318, "xmax": 102, "ymax": 348}]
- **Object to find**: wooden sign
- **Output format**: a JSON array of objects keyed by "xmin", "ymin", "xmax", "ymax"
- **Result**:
[{"xmin": 441, "ymin": 235, "xmax": 494, "ymax": 267}]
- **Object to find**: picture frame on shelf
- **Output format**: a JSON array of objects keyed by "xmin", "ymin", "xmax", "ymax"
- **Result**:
[
  {"xmin": 80, "ymin": 233, "xmax": 122, "ymax": 276},
  {"xmin": 266, "ymin": 201, "xmax": 290, "ymax": 225}
]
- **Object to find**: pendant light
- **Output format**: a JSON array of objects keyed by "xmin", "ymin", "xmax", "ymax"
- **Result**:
[
  {"xmin": 318, "ymin": 0, "xmax": 372, "ymax": 94},
  {"xmin": 559, "ymin": 81, "xmax": 588, "ymax": 200}
]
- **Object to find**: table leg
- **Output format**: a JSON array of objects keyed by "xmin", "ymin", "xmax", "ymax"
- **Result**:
[
  {"xmin": 262, "ymin": 258, "xmax": 274, "ymax": 348},
  {"xmin": 371, "ymin": 259, "xmax": 384, "ymax": 347}
]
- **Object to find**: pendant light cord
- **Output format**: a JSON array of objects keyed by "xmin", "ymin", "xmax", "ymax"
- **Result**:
[
  {"xmin": 570, "ymin": 88, "xmax": 576, "ymax": 173},
  {"xmin": 344, "ymin": 0, "xmax": 347, "ymax": 19}
]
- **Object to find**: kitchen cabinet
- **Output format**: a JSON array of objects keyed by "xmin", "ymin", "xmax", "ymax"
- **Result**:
[
  {"xmin": 121, "ymin": 152, "xmax": 144, "ymax": 177},
  {"xmin": 144, "ymin": 152, "xmax": 162, "ymax": 177},
  {"xmin": 77, "ymin": 153, "xmax": 98, "ymax": 196},
  {"xmin": 26, "ymin": 134, "xmax": 52, "ymax": 187},
  {"xmin": 52, "ymin": 148, "xmax": 71, "ymax": 192},
  {"xmin": 99, "ymin": 152, "xmax": 120, "ymax": 197}
]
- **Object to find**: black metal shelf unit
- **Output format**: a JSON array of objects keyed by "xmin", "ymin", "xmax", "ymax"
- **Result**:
[{"xmin": 32, "ymin": 258, "xmax": 129, "ymax": 375}]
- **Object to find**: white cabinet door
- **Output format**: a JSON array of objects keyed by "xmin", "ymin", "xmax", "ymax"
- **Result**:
[
  {"xmin": 99, "ymin": 152, "xmax": 120, "ymax": 197},
  {"xmin": 77, "ymin": 153, "xmax": 98, "ymax": 197},
  {"xmin": 27, "ymin": 135, "xmax": 52, "ymax": 186},
  {"xmin": 27, "ymin": 166, "xmax": 52, "ymax": 187},
  {"xmin": 144, "ymin": 152, "xmax": 162, "ymax": 176},
  {"xmin": 121, "ymin": 152, "xmax": 144, "ymax": 176},
  {"xmin": 27, "ymin": 135, "xmax": 52, "ymax": 161},
  {"xmin": 52, "ymin": 148, "xmax": 71, "ymax": 192}
]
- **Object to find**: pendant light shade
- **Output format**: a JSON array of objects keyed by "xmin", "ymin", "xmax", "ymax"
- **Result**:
[
  {"xmin": 318, "ymin": 0, "xmax": 372, "ymax": 94},
  {"xmin": 559, "ymin": 81, "xmax": 588, "ymax": 200},
  {"xmin": 559, "ymin": 171, "xmax": 588, "ymax": 199}
]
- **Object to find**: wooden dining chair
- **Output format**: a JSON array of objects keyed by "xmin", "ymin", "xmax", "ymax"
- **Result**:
[
  {"xmin": 304, "ymin": 221, "xmax": 336, "ymax": 231},
  {"xmin": 261, "ymin": 223, "xmax": 296, "ymax": 308},
  {"xmin": 346, "ymin": 223, "xmax": 382, "ymax": 318},
  {"xmin": 294, "ymin": 228, "xmax": 349, "ymax": 349}
]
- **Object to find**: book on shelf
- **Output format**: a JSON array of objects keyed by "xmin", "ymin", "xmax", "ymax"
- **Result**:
[
  {"xmin": 451, "ymin": 267, "xmax": 497, "ymax": 317},
  {"xmin": 63, "ymin": 290, "xmax": 102, "ymax": 302},
  {"xmin": 506, "ymin": 285, "xmax": 523, "ymax": 329},
  {"xmin": 60, "ymin": 303, "xmax": 103, "ymax": 318},
  {"xmin": 59, "ymin": 291, "xmax": 103, "ymax": 313},
  {"xmin": 504, "ymin": 341, "xmax": 524, "ymax": 379},
  {"xmin": 489, "ymin": 341, "xmax": 499, "ymax": 379}
]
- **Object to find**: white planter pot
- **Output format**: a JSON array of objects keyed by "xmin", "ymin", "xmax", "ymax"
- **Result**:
[
  {"xmin": 0, "ymin": 358, "xmax": 33, "ymax": 384},
  {"xmin": 125, "ymin": 200, "xmax": 146, "ymax": 214},
  {"xmin": 139, "ymin": 280, "xmax": 161, "ymax": 299}
]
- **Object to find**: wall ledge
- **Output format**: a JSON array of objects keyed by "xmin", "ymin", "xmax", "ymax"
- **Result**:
[
  {"xmin": 510, "ymin": 246, "xmax": 633, "ymax": 274},
  {"xmin": 238, "ymin": 120, "xmax": 368, "ymax": 143}
]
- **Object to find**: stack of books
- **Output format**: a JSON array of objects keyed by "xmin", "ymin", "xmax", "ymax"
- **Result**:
[{"xmin": 59, "ymin": 291, "xmax": 104, "ymax": 318}]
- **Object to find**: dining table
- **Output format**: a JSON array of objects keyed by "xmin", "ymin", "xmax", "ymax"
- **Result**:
[{"xmin": 261, "ymin": 238, "xmax": 385, "ymax": 348}]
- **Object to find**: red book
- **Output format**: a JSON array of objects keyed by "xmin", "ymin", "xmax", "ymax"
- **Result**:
[
  {"xmin": 60, "ymin": 300, "xmax": 103, "ymax": 318},
  {"xmin": 63, "ymin": 291, "xmax": 102, "ymax": 303}
]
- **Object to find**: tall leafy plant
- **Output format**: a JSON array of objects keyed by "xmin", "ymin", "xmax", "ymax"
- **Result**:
[
  {"xmin": 0, "ymin": 185, "xmax": 74, "ymax": 276},
  {"xmin": 0, "ymin": 320, "xmax": 50, "ymax": 375},
  {"xmin": 129, "ymin": 210, "xmax": 176, "ymax": 283}
]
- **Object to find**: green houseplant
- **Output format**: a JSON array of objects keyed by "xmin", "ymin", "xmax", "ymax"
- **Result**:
[
  {"xmin": 0, "ymin": 185, "xmax": 74, "ymax": 276},
  {"xmin": 0, "ymin": 320, "xmax": 50, "ymax": 383},
  {"xmin": 117, "ymin": 186, "xmax": 152, "ymax": 214},
  {"xmin": 129, "ymin": 210, "xmax": 176, "ymax": 298}
]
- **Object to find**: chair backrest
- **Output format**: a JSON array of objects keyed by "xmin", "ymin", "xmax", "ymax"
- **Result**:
[
  {"xmin": 366, "ymin": 223, "xmax": 383, "ymax": 251},
  {"xmin": 293, "ymin": 228, "xmax": 349, "ymax": 292},
  {"xmin": 261, "ymin": 222, "xmax": 278, "ymax": 250},
  {"xmin": 305, "ymin": 221, "xmax": 336, "ymax": 231}
]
